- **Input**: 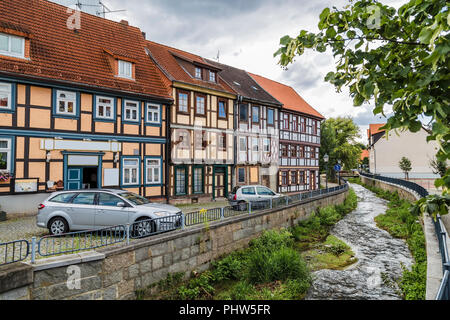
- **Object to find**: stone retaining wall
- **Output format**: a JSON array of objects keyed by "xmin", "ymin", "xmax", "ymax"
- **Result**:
[{"xmin": 0, "ymin": 189, "xmax": 348, "ymax": 300}]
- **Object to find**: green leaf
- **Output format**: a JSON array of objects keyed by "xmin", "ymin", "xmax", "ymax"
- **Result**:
[{"xmin": 326, "ymin": 27, "xmax": 337, "ymax": 38}]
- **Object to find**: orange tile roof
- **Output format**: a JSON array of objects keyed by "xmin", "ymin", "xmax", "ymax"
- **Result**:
[
  {"xmin": 249, "ymin": 73, "xmax": 324, "ymax": 119},
  {"xmin": 360, "ymin": 149, "xmax": 369, "ymax": 160},
  {"xmin": 146, "ymin": 40, "xmax": 236, "ymax": 95},
  {"xmin": 0, "ymin": 0, "xmax": 171, "ymax": 100},
  {"xmin": 368, "ymin": 123, "xmax": 386, "ymax": 137}
]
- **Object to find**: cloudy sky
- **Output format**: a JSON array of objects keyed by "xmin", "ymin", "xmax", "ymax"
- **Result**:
[{"xmin": 55, "ymin": 0, "xmax": 406, "ymax": 143}]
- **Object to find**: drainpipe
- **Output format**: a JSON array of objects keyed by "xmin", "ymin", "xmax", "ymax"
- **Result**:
[
  {"xmin": 166, "ymin": 103, "xmax": 171, "ymax": 204},
  {"xmin": 232, "ymin": 95, "xmax": 242, "ymax": 190}
]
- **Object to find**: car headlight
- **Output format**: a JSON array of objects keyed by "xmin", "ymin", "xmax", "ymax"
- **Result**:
[{"xmin": 153, "ymin": 211, "xmax": 168, "ymax": 217}]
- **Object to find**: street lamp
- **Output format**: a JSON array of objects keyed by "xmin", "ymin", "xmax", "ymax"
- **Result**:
[{"xmin": 324, "ymin": 154, "xmax": 329, "ymax": 190}]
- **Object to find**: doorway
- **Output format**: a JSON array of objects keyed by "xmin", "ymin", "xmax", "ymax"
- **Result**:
[
  {"xmin": 213, "ymin": 166, "xmax": 228, "ymax": 199},
  {"xmin": 67, "ymin": 166, "xmax": 99, "ymax": 190}
]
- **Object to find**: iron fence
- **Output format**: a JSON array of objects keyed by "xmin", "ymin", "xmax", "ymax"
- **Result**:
[
  {"xmin": 130, "ymin": 214, "xmax": 182, "ymax": 239},
  {"xmin": 37, "ymin": 225, "xmax": 127, "ymax": 257},
  {"xmin": 184, "ymin": 208, "xmax": 222, "ymax": 227},
  {"xmin": 0, "ymin": 240, "xmax": 29, "ymax": 265},
  {"xmin": 359, "ymin": 171, "xmax": 450, "ymax": 300}
]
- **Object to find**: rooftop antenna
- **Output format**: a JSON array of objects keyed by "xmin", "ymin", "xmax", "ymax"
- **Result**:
[
  {"xmin": 97, "ymin": 1, "xmax": 127, "ymax": 18},
  {"xmin": 214, "ymin": 50, "xmax": 220, "ymax": 63},
  {"xmin": 68, "ymin": 1, "xmax": 126, "ymax": 18}
]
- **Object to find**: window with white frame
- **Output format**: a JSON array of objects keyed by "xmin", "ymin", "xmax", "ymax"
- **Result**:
[
  {"xmin": 195, "ymin": 95, "xmax": 205, "ymax": 115},
  {"xmin": 124, "ymin": 100, "xmax": 139, "ymax": 122},
  {"xmin": 122, "ymin": 158, "xmax": 139, "ymax": 185},
  {"xmin": 209, "ymin": 71, "xmax": 216, "ymax": 82},
  {"xmin": 118, "ymin": 60, "xmax": 133, "ymax": 79},
  {"xmin": 56, "ymin": 90, "xmax": 77, "ymax": 115},
  {"xmin": 145, "ymin": 158, "xmax": 161, "ymax": 184},
  {"xmin": 263, "ymin": 138, "xmax": 270, "ymax": 152},
  {"xmin": 0, "ymin": 33, "xmax": 25, "ymax": 58},
  {"xmin": 0, "ymin": 82, "xmax": 12, "ymax": 110},
  {"xmin": 178, "ymin": 92, "xmax": 188, "ymax": 113},
  {"xmin": 96, "ymin": 96, "xmax": 114, "ymax": 120},
  {"xmin": 146, "ymin": 103, "xmax": 160, "ymax": 124},
  {"xmin": 0, "ymin": 138, "xmax": 11, "ymax": 172},
  {"xmin": 193, "ymin": 167, "xmax": 203, "ymax": 193},
  {"xmin": 195, "ymin": 67, "xmax": 202, "ymax": 79}
]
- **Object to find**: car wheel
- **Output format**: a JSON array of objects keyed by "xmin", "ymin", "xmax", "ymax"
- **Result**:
[
  {"xmin": 48, "ymin": 217, "xmax": 69, "ymax": 236},
  {"xmin": 132, "ymin": 218, "xmax": 156, "ymax": 238},
  {"xmin": 238, "ymin": 201, "xmax": 247, "ymax": 211}
]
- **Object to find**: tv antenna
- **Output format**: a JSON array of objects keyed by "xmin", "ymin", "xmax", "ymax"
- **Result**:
[{"xmin": 72, "ymin": 1, "xmax": 126, "ymax": 18}]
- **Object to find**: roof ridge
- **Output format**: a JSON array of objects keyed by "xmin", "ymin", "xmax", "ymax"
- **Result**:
[{"xmin": 146, "ymin": 40, "xmax": 206, "ymax": 62}]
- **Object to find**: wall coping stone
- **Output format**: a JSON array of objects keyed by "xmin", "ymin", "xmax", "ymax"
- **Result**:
[
  {"xmin": 26, "ymin": 251, "xmax": 105, "ymax": 272},
  {"xmin": 0, "ymin": 262, "xmax": 33, "ymax": 294}
]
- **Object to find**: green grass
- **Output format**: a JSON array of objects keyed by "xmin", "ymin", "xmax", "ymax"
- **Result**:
[{"xmin": 353, "ymin": 177, "xmax": 426, "ymax": 300}]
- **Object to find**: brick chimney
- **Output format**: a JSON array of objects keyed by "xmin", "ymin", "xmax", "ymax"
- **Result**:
[{"xmin": 120, "ymin": 20, "xmax": 129, "ymax": 26}]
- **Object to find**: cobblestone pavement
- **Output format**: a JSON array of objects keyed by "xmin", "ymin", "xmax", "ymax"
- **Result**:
[{"xmin": 0, "ymin": 216, "xmax": 47, "ymax": 243}]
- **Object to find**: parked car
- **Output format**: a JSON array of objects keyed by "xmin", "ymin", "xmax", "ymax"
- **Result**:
[
  {"xmin": 228, "ymin": 185, "xmax": 282, "ymax": 211},
  {"xmin": 36, "ymin": 189, "xmax": 182, "ymax": 237}
]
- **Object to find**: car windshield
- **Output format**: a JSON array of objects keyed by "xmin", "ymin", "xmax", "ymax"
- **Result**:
[{"xmin": 119, "ymin": 192, "xmax": 151, "ymax": 205}]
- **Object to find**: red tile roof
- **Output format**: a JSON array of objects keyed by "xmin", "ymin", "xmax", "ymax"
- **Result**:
[
  {"xmin": 249, "ymin": 73, "xmax": 324, "ymax": 119},
  {"xmin": 0, "ymin": 0, "xmax": 171, "ymax": 100},
  {"xmin": 146, "ymin": 40, "xmax": 236, "ymax": 95},
  {"xmin": 368, "ymin": 123, "xmax": 386, "ymax": 137},
  {"xmin": 360, "ymin": 149, "xmax": 369, "ymax": 160}
]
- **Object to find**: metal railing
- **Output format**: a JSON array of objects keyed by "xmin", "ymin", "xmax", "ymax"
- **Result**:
[
  {"xmin": 359, "ymin": 171, "xmax": 449, "ymax": 300},
  {"xmin": 0, "ymin": 183, "xmax": 348, "ymax": 266},
  {"xmin": 0, "ymin": 240, "xmax": 29, "ymax": 265},
  {"xmin": 37, "ymin": 225, "xmax": 127, "ymax": 258}
]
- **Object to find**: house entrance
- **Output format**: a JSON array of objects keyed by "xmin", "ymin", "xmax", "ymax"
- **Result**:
[{"xmin": 64, "ymin": 153, "xmax": 103, "ymax": 191}]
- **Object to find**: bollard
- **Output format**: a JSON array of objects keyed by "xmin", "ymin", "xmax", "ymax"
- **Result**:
[{"xmin": 31, "ymin": 237, "xmax": 36, "ymax": 264}]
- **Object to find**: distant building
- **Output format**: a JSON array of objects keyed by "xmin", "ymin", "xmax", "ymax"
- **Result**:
[{"xmin": 367, "ymin": 124, "xmax": 440, "ymax": 179}]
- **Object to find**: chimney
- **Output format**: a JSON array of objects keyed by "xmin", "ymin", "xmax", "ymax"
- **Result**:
[
  {"xmin": 142, "ymin": 32, "xmax": 146, "ymax": 39},
  {"xmin": 120, "ymin": 20, "xmax": 129, "ymax": 26}
]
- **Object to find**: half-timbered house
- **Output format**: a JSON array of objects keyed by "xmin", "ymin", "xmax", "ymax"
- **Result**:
[
  {"xmin": 146, "ymin": 42, "xmax": 236, "ymax": 203},
  {"xmin": 205, "ymin": 60, "xmax": 282, "ymax": 190},
  {"xmin": 0, "ymin": 0, "xmax": 172, "ymax": 213},
  {"xmin": 249, "ymin": 74, "xmax": 324, "ymax": 194}
]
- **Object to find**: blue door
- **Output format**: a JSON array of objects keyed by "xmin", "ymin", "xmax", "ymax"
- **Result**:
[{"xmin": 67, "ymin": 167, "xmax": 83, "ymax": 190}]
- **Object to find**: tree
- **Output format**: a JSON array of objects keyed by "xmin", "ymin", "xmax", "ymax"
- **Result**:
[
  {"xmin": 274, "ymin": 0, "xmax": 449, "ymax": 216},
  {"xmin": 429, "ymin": 157, "xmax": 447, "ymax": 177},
  {"xmin": 319, "ymin": 117, "xmax": 361, "ymax": 181},
  {"xmin": 399, "ymin": 156, "xmax": 412, "ymax": 180}
]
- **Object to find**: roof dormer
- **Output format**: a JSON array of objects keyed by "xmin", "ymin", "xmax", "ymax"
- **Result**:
[
  {"xmin": 103, "ymin": 48, "xmax": 137, "ymax": 81},
  {"xmin": 0, "ymin": 22, "xmax": 32, "ymax": 60}
]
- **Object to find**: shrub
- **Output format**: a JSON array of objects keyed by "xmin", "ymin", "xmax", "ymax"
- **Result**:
[
  {"xmin": 211, "ymin": 251, "xmax": 247, "ymax": 282},
  {"xmin": 249, "ymin": 229, "xmax": 294, "ymax": 252},
  {"xmin": 317, "ymin": 206, "xmax": 341, "ymax": 226}
]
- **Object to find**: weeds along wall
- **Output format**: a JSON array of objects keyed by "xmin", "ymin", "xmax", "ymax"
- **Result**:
[
  {"xmin": 360, "ymin": 176, "xmax": 419, "ymax": 202},
  {"xmin": 0, "ymin": 189, "xmax": 348, "ymax": 300}
]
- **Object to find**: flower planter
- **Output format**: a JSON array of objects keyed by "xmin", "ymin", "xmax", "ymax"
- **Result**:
[{"xmin": 0, "ymin": 211, "xmax": 6, "ymax": 222}]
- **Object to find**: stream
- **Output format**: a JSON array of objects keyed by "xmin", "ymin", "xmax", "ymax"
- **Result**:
[{"xmin": 306, "ymin": 183, "xmax": 413, "ymax": 300}]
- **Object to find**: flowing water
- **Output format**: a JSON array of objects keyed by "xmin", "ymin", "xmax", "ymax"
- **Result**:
[{"xmin": 306, "ymin": 183, "xmax": 413, "ymax": 300}]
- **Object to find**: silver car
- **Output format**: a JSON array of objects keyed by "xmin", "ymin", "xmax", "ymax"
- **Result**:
[
  {"xmin": 36, "ymin": 189, "xmax": 182, "ymax": 236},
  {"xmin": 228, "ymin": 185, "xmax": 282, "ymax": 211}
]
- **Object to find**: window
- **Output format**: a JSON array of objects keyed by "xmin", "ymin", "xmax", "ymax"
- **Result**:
[
  {"xmin": 283, "ymin": 113, "xmax": 289, "ymax": 129},
  {"xmin": 178, "ymin": 91, "xmax": 189, "ymax": 113},
  {"xmin": 194, "ymin": 130, "xmax": 207, "ymax": 150},
  {"xmin": 122, "ymin": 158, "xmax": 140, "ymax": 186},
  {"xmin": 0, "ymin": 139, "xmax": 11, "ymax": 172},
  {"xmin": 119, "ymin": 192, "xmax": 150, "ymax": 205},
  {"xmin": 239, "ymin": 137, "xmax": 247, "ymax": 152},
  {"xmin": 55, "ymin": 90, "xmax": 77, "ymax": 116},
  {"xmin": 0, "ymin": 33, "xmax": 25, "ymax": 58},
  {"xmin": 300, "ymin": 117, "xmax": 306, "ymax": 132},
  {"xmin": 146, "ymin": 103, "xmax": 160, "ymax": 124},
  {"xmin": 193, "ymin": 167, "xmax": 204, "ymax": 194},
  {"xmin": 0, "ymin": 82, "xmax": 12, "ymax": 110},
  {"xmin": 124, "ymin": 100, "xmax": 139, "ymax": 122},
  {"xmin": 292, "ymin": 116, "xmax": 298, "ymax": 131},
  {"xmin": 96, "ymin": 96, "xmax": 114, "ymax": 120},
  {"xmin": 281, "ymin": 171, "xmax": 288, "ymax": 185},
  {"xmin": 256, "ymin": 187, "xmax": 275, "ymax": 196},
  {"xmin": 299, "ymin": 171, "xmax": 305, "ymax": 184},
  {"xmin": 299, "ymin": 146, "xmax": 304, "ymax": 158},
  {"xmin": 267, "ymin": 108, "xmax": 274, "ymax": 126},
  {"xmin": 218, "ymin": 133, "xmax": 226, "ymax": 150},
  {"xmin": 118, "ymin": 60, "xmax": 133, "ymax": 79},
  {"xmin": 175, "ymin": 167, "xmax": 187, "ymax": 195},
  {"xmin": 72, "ymin": 193, "xmax": 97, "ymax": 205},
  {"xmin": 209, "ymin": 71, "xmax": 216, "ymax": 82},
  {"xmin": 291, "ymin": 171, "xmax": 297, "ymax": 185},
  {"xmin": 291, "ymin": 145, "xmax": 297, "ymax": 158},
  {"xmin": 241, "ymin": 187, "xmax": 256, "ymax": 195},
  {"xmin": 195, "ymin": 67, "xmax": 202, "ymax": 79},
  {"xmin": 98, "ymin": 193, "xmax": 123, "ymax": 207},
  {"xmin": 195, "ymin": 95, "xmax": 206, "ymax": 115},
  {"xmin": 252, "ymin": 106, "xmax": 260, "ymax": 123},
  {"xmin": 281, "ymin": 144, "xmax": 288, "ymax": 157},
  {"xmin": 218, "ymin": 100, "xmax": 227, "ymax": 119},
  {"xmin": 145, "ymin": 158, "xmax": 161, "ymax": 185},
  {"xmin": 239, "ymin": 104, "xmax": 248, "ymax": 122},
  {"xmin": 175, "ymin": 130, "xmax": 190, "ymax": 150},
  {"xmin": 238, "ymin": 168, "xmax": 246, "ymax": 183},
  {"xmin": 49, "ymin": 193, "xmax": 77, "ymax": 204},
  {"xmin": 263, "ymin": 138, "xmax": 270, "ymax": 152}
]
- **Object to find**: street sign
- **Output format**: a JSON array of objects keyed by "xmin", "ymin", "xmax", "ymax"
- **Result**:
[{"xmin": 334, "ymin": 164, "xmax": 342, "ymax": 172}]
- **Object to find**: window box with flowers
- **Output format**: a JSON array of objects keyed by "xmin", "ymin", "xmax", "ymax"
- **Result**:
[{"xmin": 0, "ymin": 171, "xmax": 12, "ymax": 184}]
